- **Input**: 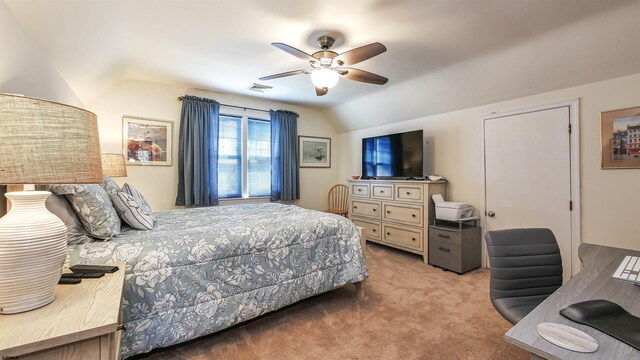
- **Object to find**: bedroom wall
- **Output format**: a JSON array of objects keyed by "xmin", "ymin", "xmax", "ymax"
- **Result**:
[
  {"xmin": 89, "ymin": 80, "xmax": 339, "ymax": 212},
  {"xmin": 0, "ymin": 1, "xmax": 81, "ymax": 106},
  {"xmin": 338, "ymin": 73, "xmax": 640, "ymax": 251}
]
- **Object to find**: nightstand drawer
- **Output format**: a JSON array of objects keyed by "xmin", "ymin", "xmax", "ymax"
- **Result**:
[
  {"xmin": 382, "ymin": 203, "xmax": 423, "ymax": 226},
  {"xmin": 428, "ymin": 227, "xmax": 462, "ymax": 246},
  {"xmin": 350, "ymin": 184, "xmax": 370, "ymax": 198},
  {"xmin": 351, "ymin": 200, "xmax": 381, "ymax": 219},
  {"xmin": 429, "ymin": 238, "xmax": 462, "ymax": 272},
  {"xmin": 395, "ymin": 185, "xmax": 423, "ymax": 202},
  {"xmin": 382, "ymin": 224, "xmax": 422, "ymax": 251},
  {"xmin": 351, "ymin": 219, "xmax": 381, "ymax": 240},
  {"xmin": 371, "ymin": 184, "xmax": 393, "ymax": 199}
]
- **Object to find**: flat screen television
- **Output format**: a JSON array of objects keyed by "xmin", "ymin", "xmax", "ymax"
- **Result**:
[{"xmin": 362, "ymin": 130, "xmax": 423, "ymax": 179}]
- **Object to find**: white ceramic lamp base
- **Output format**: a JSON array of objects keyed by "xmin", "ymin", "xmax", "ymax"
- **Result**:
[{"xmin": 0, "ymin": 191, "xmax": 67, "ymax": 314}]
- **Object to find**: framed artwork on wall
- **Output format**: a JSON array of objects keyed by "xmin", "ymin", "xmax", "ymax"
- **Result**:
[
  {"xmin": 123, "ymin": 116, "xmax": 172, "ymax": 166},
  {"xmin": 601, "ymin": 106, "xmax": 640, "ymax": 169},
  {"xmin": 299, "ymin": 136, "xmax": 331, "ymax": 168}
]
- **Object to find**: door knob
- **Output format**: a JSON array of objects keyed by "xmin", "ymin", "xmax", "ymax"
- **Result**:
[{"xmin": 487, "ymin": 210, "xmax": 496, "ymax": 218}]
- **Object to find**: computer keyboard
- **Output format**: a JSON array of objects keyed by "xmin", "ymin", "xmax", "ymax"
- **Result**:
[{"xmin": 613, "ymin": 255, "xmax": 640, "ymax": 282}]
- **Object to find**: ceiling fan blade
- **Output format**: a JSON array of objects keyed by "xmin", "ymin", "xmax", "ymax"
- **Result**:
[
  {"xmin": 334, "ymin": 42, "xmax": 387, "ymax": 66},
  {"xmin": 259, "ymin": 69, "xmax": 306, "ymax": 81},
  {"xmin": 272, "ymin": 43, "xmax": 316, "ymax": 62},
  {"xmin": 315, "ymin": 86, "xmax": 328, "ymax": 96},
  {"xmin": 340, "ymin": 68, "xmax": 388, "ymax": 85}
]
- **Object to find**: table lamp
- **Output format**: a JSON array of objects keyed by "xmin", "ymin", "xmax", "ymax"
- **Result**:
[
  {"xmin": 0, "ymin": 93, "xmax": 102, "ymax": 314},
  {"xmin": 101, "ymin": 153, "xmax": 127, "ymax": 177}
]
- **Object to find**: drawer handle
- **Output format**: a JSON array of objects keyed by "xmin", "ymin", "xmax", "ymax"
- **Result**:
[
  {"xmin": 438, "ymin": 234, "xmax": 450, "ymax": 238},
  {"xmin": 386, "ymin": 210, "xmax": 391, "ymax": 214},
  {"xmin": 358, "ymin": 189, "xmax": 362, "ymax": 192},
  {"xmin": 386, "ymin": 232, "xmax": 391, "ymax": 236},
  {"xmin": 372, "ymin": 229, "xmax": 376, "ymax": 232},
  {"xmin": 412, "ymin": 238, "xmax": 416, "ymax": 241},
  {"xmin": 406, "ymin": 191, "xmax": 411, "ymax": 195},
  {"xmin": 117, "ymin": 324, "xmax": 127, "ymax": 332},
  {"xmin": 438, "ymin": 247, "xmax": 450, "ymax": 252},
  {"xmin": 411, "ymin": 214, "xmax": 416, "ymax": 218},
  {"xmin": 372, "ymin": 209, "xmax": 377, "ymax": 212},
  {"xmin": 354, "ymin": 206, "xmax": 358, "ymax": 209}
]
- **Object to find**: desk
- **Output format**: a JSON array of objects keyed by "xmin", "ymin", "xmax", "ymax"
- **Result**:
[{"xmin": 505, "ymin": 244, "xmax": 640, "ymax": 359}]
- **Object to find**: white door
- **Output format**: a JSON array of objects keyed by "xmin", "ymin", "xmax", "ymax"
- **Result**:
[{"xmin": 484, "ymin": 105, "xmax": 575, "ymax": 282}]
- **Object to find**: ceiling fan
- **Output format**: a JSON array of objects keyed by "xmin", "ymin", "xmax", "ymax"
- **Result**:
[{"xmin": 259, "ymin": 35, "xmax": 388, "ymax": 96}]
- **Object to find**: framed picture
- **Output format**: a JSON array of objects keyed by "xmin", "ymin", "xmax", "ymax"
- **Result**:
[
  {"xmin": 299, "ymin": 136, "xmax": 331, "ymax": 168},
  {"xmin": 123, "ymin": 116, "xmax": 173, "ymax": 166},
  {"xmin": 601, "ymin": 106, "xmax": 640, "ymax": 169}
]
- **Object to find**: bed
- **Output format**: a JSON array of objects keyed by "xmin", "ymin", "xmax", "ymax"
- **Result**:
[{"xmin": 66, "ymin": 202, "xmax": 368, "ymax": 358}]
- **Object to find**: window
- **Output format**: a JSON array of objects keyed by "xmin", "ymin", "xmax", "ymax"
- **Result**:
[
  {"xmin": 247, "ymin": 119, "xmax": 271, "ymax": 197},
  {"xmin": 217, "ymin": 113, "xmax": 271, "ymax": 198},
  {"xmin": 218, "ymin": 116, "xmax": 242, "ymax": 198}
]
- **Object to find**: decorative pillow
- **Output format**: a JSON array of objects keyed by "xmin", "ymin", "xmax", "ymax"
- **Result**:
[
  {"xmin": 122, "ymin": 183, "xmax": 153, "ymax": 214},
  {"xmin": 101, "ymin": 176, "xmax": 121, "ymax": 196},
  {"xmin": 45, "ymin": 194, "xmax": 94, "ymax": 245},
  {"xmin": 50, "ymin": 184, "xmax": 121, "ymax": 240},
  {"xmin": 110, "ymin": 191, "xmax": 155, "ymax": 230}
]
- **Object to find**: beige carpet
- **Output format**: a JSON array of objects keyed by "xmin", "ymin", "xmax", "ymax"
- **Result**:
[{"xmin": 133, "ymin": 243, "xmax": 528, "ymax": 360}]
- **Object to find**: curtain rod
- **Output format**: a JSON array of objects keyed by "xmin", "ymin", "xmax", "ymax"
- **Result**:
[{"xmin": 177, "ymin": 96, "xmax": 271, "ymax": 113}]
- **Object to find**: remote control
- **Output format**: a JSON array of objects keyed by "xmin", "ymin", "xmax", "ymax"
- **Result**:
[
  {"xmin": 61, "ymin": 272, "xmax": 105, "ymax": 279},
  {"xmin": 69, "ymin": 265, "xmax": 119, "ymax": 274},
  {"xmin": 58, "ymin": 277, "xmax": 81, "ymax": 285}
]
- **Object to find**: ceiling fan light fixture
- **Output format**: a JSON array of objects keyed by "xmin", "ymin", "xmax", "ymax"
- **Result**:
[{"xmin": 311, "ymin": 68, "xmax": 339, "ymax": 89}]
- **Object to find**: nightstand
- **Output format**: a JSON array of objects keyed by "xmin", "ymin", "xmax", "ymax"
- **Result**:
[{"xmin": 0, "ymin": 262, "xmax": 125, "ymax": 360}]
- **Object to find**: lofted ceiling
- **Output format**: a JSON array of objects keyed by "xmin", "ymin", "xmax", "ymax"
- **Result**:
[{"xmin": 4, "ymin": 0, "xmax": 640, "ymax": 131}]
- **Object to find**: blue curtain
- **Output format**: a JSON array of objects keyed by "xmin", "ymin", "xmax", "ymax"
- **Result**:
[
  {"xmin": 270, "ymin": 110, "xmax": 300, "ymax": 201},
  {"xmin": 175, "ymin": 96, "xmax": 220, "ymax": 207}
]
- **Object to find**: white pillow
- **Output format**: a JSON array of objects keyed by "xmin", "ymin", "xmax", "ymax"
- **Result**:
[
  {"xmin": 110, "ymin": 192, "xmax": 155, "ymax": 230},
  {"xmin": 122, "ymin": 183, "xmax": 153, "ymax": 214}
]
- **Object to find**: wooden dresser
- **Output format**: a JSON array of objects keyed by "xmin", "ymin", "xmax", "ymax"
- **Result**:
[{"xmin": 348, "ymin": 179, "xmax": 446, "ymax": 262}]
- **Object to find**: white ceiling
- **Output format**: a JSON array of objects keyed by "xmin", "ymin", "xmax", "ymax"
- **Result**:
[{"xmin": 5, "ymin": 0, "xmax": 640, "ymax": 131}]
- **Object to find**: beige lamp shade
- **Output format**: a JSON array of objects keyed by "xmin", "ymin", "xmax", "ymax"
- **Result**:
[
  {"xmin": 101, "ymin": 153, "xmax": 127, "ymax": 177},
  {"xmin": 0, "ymin": 94, "xmax": 103, "ymax": 314},
  {"xmin": 0, "ymin": 93, "xmax": 103, "ymax": 184}
]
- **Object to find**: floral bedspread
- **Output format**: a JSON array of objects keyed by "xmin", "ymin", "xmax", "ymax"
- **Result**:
[{"xmin": 66, "ymin": 203, "xmax": 368, "ymax": 358}]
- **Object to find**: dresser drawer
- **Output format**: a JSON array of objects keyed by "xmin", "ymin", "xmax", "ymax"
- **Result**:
[
  {"xmin": 371, "ymin": 184, "xmax": 393, "ymax": 199},
  {"xmin": 351, "ymin": 184, "xmax": 370, "ymax": 198},
  {"xmin": 429, "ymin": 238, "xmax": 462, "ymax": 273},
  {"xmin": 351, "ymin": 218, "xmax": 381, "ymax": 241},
  {"xmin": 351, "ymin": 200, "xmax": 381, "ymax": 219},
  {"xmin": 382, "ymin": 203, "xmax": 423, "ymax": 226},
  {"xmin": 428, "ymin": 227, "xmax": 462, "ymax": 246},
  {"xmin": 395, "ymin": 184, "xmax": 423, "ymax": 202},
  {"xmin": 382, "ymin": 224, "xmax": 422, "ymax": 251}
]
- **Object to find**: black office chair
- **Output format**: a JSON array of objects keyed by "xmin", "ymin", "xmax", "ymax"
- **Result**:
[{"xmin": 485, "ymin": 228, "xmax": 563, "ymax": 325}]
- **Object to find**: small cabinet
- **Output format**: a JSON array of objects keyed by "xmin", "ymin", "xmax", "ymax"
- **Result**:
[{"xmin": 428, "ymin": 224, "xmax": 481, "ymax": 274}]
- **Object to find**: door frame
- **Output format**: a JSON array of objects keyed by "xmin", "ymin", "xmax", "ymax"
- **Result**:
[{"xmin": 480, "ymin": 98, "xmax": 581, "ymax": 277}]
